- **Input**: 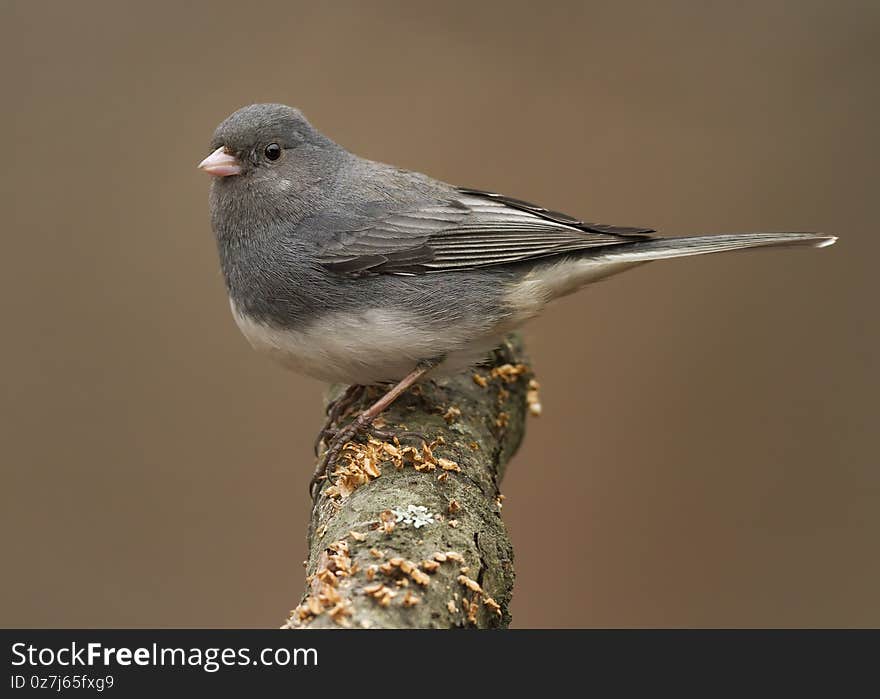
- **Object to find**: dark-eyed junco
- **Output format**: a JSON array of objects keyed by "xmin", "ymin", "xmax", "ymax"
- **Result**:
[{"xmin": 199, "ymin": 103, "xmax": 836, "ymax": 491}]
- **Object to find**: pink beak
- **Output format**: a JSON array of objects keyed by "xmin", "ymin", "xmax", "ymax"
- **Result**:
[{"xmin": 198, "ymin": 147, "xmax": 242, "ymax": 177}]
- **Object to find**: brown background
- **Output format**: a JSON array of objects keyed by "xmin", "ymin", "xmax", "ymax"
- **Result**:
[{"xmin": 1, "ymin": 0, "xmax": 877, "ymax": 628}]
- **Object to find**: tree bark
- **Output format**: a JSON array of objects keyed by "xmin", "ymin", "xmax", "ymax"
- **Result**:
[{"xmin": 282, "ymin": 335, "xmax": 537, "ymax": 629}]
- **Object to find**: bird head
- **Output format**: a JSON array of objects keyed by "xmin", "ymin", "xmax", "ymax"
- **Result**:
[{"xmin": 200, "ymin": 103, "xmax": 344, "ymax": 227}]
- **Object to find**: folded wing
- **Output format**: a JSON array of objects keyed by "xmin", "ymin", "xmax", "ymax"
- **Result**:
[{"xmin": 316, "ymin": 187, "xmax": 655, "ymax": 276}]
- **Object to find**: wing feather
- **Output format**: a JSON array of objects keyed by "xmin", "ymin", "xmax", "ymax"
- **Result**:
[{"xmin": 316, "ymin": 187, "xmax": 655, "ymax": 275}]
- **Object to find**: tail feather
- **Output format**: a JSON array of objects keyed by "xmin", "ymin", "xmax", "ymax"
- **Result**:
[
  {"xmin": 510, "ymin": 232, "xmax": 836, "ymax": 312},
  {"xmin": 600, "ymin": 232, "xmax": 837, "ymax": 263}
]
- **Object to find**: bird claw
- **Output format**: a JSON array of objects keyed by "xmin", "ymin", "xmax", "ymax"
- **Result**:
[
  {"xmin": 310, "ymin": 413, "xmax": 374, "ymax": 497},
  {"xmin": 308, "ymin": 363, "xmax": 438, "ymax": 498},
  {"xmin": 313, "ymin": 385, "xmax": 365, "ymax": 456}
]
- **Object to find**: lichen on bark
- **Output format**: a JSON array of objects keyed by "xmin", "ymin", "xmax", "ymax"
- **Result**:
[{"xmin": 283, "ymin": 334, "xmax": 535, "ymax": 629}]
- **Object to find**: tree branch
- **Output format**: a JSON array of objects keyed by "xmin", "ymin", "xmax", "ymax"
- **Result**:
[{"xmin": 283, "ymin": 334, "xmax": 537, "ymax": 629}]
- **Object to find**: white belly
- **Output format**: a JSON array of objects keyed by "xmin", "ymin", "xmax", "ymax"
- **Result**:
[
  {"xmin": 228, "ymin": 257, "xmax": 640, "ymax": 385},
  {"xmin": 230, "ymin": 300, "xmax": 500, "ymax": 385}
]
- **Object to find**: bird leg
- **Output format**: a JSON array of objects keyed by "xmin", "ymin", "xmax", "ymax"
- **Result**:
[
  {"xmin": 313, "ymin": 384, "xmax": 366, "ymax": 456},
  {"xmin": 310, "ymin": 360, "xmax": 438, "ymax": 497}
]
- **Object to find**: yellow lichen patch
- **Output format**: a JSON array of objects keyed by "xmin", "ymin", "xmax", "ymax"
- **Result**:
[
  {"xmin": 317, "ymin": 582, "xmax": 341, "ymax": 606},
  {"xmin": 491, "ymin": 363, "xmax": 529, "ymax": 384},
  {"xmin": 465, "ymin": 598, "xmax": 480, "ymax": 625},
  {"xmin": 348, "ymin": 530, "xmax": 367, "ymax": 542},
  {"xmin": 472, "ymin": 373, "xmax": 488, "ymax": 387},
  {"xmin": 369, "ymin": 548, "xmax": 384, "ymax": 559},
  {"xmin": 397, "ymin": 444, "xmax": 420, "ymax": 468},
  {"xmin": 281, "ymin": 599, "xmax": 316, "ymax": 628},
  {"xmin": 356, "ymin": 436, "xmax": 462, "ymax": 478},
  {"xmin": 410, "ymin": 569, "xmax": 430, "ymax": 587},
  {"xmin": 326, "ymin": 540, "xmax": 353, "ymax": 576},
  {"xmin": 362, "ymin": 459, "xmax": 380, "ymax": 478},
  {"xmin": 382, "ymin": 441, "xmax": 401, "ymax": 457},
  {"xmin": 447, "ymin": 600, "xmax": 458, "ymax": 614},
  {"xmin": 448, "ymin": 519, "xmax": 459, "ymax": 528},
  {"xmin": 495, "ymin": 494, "xmax": 505, "ymax": 511},
  {"xmin": 326, "ymin": 433, "xmax": 464, "ymax": 483},
  {"xmin": 365, "ymin": 565, "xmax": 377, "ymax": 581},
  {"xmin": 314, "ymin": 567, "xmax": 336, "ymax": 585},
  {"xmin": 328, "ymin": 600, "xmax": 353, "ymax": 625},
  {"xmin": 437, "ymin": 472, "xmax": 449, "ymax": 482},
  {"xmin": 328, "ymin": 539, "xmax": 349, "ymax": 554},
  {"xmin": 324, "ymin": 439, "xmax": 384, "ymax": 499},
  {"xmin": 447, "ymin": 499, "xmax": 461, "ymax": 515},
  {"xmin": 401, "ymin": 591, "xmax": 421, "ymax": 607},
  {"xmin": 413, "ymin": 458, "xmax": 436, "ymax": 473},
  {"xmin": 419, "ymin": 562, "xmax": 503, "ymax": 623},
  {"xmin": 377, "ymin": 510, "xmax": 396, "ymax": 535},
  {"xmin": 495, "ymin": 412, "xmax": 510, "ymax": 429},
  {"xmin": 442, "ymin": 406, "xmax": 461, "ymax": 423},
  {"xmin": 324, "ymin": 428, "xmax": 467, "ymax": 499},
  {"xmin": 306, "ymin": 596, "xmax": 323, "ymax": 616},
  {"xmin": 438, "ymin": 457, "xmax": 461, "ymax": 472},
  {"xmin": 457, "ymin": 574, "xmax": 483, "ymax": 594},
  {"xmin": 370, "ymin": 555, "xmax": 434, "ymax": 590},
  {"xmin": 421, "ymin": 443, "xmax": 437, "ymax": 464},
  {"xmin": 527, "ymin": 378, "xmax": 542, "ymax": 416},
  {"xmin": 284, "ymin": 543, "xmax": 355, "ymax": 628},
  {"xmin": 362, "ymin": 583, "xmax": 396, "ymax": 607},
  {"xmin": 483, "ymin": 597, "xmax": 502, "ymax": 616},
  {"xmin": 420, "ymin": 559, "xmax": 440, "ymax": 573}
]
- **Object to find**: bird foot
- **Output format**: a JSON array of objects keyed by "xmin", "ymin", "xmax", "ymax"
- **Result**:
[
  {"xmin": 310, "ymin": 412, "xmax": 375, "ymax": 497},
  {"xmin": 309, "ymin": 361, "xmax": 440, "ymax": 498},
  {"xmin": 313, "ymin": 385, "xmax": 365, "ymax": 457}
]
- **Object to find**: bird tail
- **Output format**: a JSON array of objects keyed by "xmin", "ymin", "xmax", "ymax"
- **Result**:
[
  {"xmin": 512, "ymin": 231, "xmax": 836, "ymax": 310},
  {"xmin": 599, "ymin": 232, "xmax": 837, "ymax": 263}
]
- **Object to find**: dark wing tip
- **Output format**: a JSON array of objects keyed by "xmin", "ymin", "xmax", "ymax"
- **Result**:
[
  {"xmin": 319, "ymin": 254, "xmax": 389, "ymax": 275},
  {"xmin": 582, "ymin": 222, "xmax": 656, "ymax": 236},
  {"xmin": 456, "ymin": 186, "xmax": 655, "ymax": 237}
]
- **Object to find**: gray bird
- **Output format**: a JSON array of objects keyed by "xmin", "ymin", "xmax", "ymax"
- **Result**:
[{"xmin": 199, "ymin": 103, "xmax": 836, "ymax": 492}]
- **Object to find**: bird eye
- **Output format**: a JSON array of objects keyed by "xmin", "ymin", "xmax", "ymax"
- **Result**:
[{"xmin": 264, "ymin": 143, "xmax": 281, "ymax": 161}]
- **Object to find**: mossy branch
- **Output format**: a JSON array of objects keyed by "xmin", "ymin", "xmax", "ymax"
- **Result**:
[{"xmin": 283, "ymin": 335, "xmax": 537, "ymax": 629}]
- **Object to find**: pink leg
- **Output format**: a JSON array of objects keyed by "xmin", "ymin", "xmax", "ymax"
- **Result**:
[{"xmin": 310, "ymin": 361, "xmax": 437, "ymax": 496}]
